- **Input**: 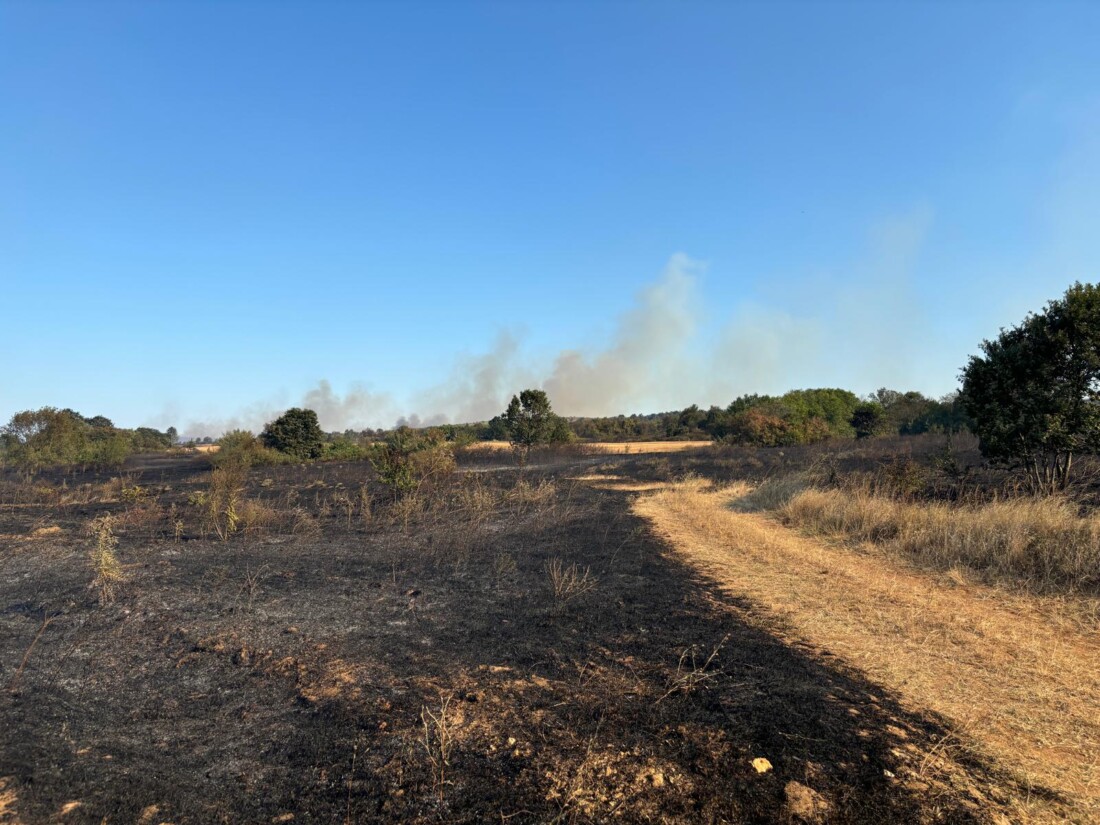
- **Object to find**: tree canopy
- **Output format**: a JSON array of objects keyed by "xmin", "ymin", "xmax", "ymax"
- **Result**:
[
  {"xmin": 260, "ymin": 408, "xmax": 324, "ymax": 459},
  {"xmin": 961, "ymin": 281, "xmax": 1100, "ymax": 493},
  {"xmin": 0, "ymin": 407, "xmax": 175, "ymax": 470},
  {"xmin": 502, "ymin": 390, "xmax": 572, "ymax": 458}
]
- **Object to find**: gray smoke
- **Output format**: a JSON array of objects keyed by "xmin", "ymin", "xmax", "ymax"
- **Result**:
[
  {"xmin": 182, "ymin": 381, "xmax": 396, "ymax": 438},
  {"xmin": 412, "ymin": 330, "xmax": 539, "ymax": 425},
  {"xmin": 543, "ymin": 253, "xmax": 703, "ymax": 416},
  {"xmin": 179, "ymin": 210, "xmax": 937, "ymax": 438},
  {"xmin": 301, "ymin": 380, "xmax": 398, "ymax": 432}
]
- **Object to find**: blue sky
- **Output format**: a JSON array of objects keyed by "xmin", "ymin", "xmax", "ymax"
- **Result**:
[{"xmin": 3, "ymin": 1, "xmax": 1099, "ymax": 434}]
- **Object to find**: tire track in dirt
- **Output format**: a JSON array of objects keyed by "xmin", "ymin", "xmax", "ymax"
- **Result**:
[{"xmin": 627, "ymin": 477, "xmax": 1100, "ymax": 824}]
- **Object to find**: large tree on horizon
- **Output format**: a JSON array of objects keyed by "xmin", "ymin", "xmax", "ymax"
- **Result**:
[{"xmin": 502, "ymin": 389, "xmax": 571, "ymax": 462}]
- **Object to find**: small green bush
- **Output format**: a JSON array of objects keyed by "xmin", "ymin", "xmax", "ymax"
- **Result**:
[{"xmin": 213, "ymin": 430, "xmax": 294, "ymax": 468}]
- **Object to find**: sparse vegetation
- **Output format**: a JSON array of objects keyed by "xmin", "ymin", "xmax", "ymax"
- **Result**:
[
  {"xmin": 1, "ymin": 437, "xmax": 1097, "ymax": 823},
  {"xmin": 420, "ymin": 694, "xmax": 457, "ymax": 805},
  {"xmin": 545, "ymin": 557, "xmax": 597, "ymax": 606},
  {"xmin": 88, "ymin": 513, "xmax": 124, "ymax": 604}
]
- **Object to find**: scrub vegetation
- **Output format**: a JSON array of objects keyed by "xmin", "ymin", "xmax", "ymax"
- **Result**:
[{"xmin": 2, "ymin": 283, "xmax": 1100, "ymax": 822}]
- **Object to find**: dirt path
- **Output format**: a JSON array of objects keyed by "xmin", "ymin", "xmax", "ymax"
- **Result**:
[{"xmin": 629, "ymin": 477, "xmax": 1100, "ymax": 824}]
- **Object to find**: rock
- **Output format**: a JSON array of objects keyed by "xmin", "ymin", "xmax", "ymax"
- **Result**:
[
  {"xmin": 784, "ymin": 781, "xmax": 831, "ymax": 823},
  {"xmin": 751, "ymin": 757, "xmax": 772, "ymax": 774}
]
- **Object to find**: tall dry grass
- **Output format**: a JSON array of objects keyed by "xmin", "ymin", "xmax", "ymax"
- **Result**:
[{"xmin": 779, "ymin": 487, "xmax": 1100, "ymax": 592}]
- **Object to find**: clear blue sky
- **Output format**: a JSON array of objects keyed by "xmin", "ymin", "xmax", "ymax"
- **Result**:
[{"xmin": 3, "ymin": 1, "xmax": 1099, "ymax": 433}]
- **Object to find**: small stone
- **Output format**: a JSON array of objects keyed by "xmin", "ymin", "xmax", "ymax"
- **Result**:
[
  {"xmin": 751, "ymin": 757, "xmax": 772, "ymax": 774},
  {"xmin": 784, "ymin": 781, "xmax": 831, "ymax": 822}
]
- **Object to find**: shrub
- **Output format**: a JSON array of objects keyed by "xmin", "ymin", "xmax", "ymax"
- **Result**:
[
  {"xmin": 320, "ymin": 438, "xmax": 368, "ymax": 462},
  {"xmin": 260, "ymin": 408, "xmax": 324, "ymax": 460},
  {"xmin": 202, "ymin": 464, "xmax": 248, "ymax": 541},
  {"xmin": 88, "ymin": 514, "xmax": 124, "ymax": 605},
  {"xmin": 851, "ymin": 402, "xmax": 887, "ymax": 439},
  {"xmin": 369, "ymin": 428, "xmax": 455, "ymax": 499},
  {"xmin": 213, "ymin": 430, "xmax": 293, "ymax": 468}
]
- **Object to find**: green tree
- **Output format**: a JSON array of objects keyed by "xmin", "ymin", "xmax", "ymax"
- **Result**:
[
  {"xmin": 260, "ymin": 408, "xmax": 324, "ymax": 459},
  {"xmin": 780, "ymin": 388, "xmax": 860, "ymax": 438},
  {"xmin": 502, "ymin": 389, "xmax": 571, "ymax": 460},
  {"xmin": 961, "ymin": 281, "xmax": 1100, "ymax": 494},
  {"xmin": 2, "ymin": 408, "xmax": 89, "ymax": 468},
  {"xmin": 850, "ymin": 402, "xmax": 887, "ymax": 439}
]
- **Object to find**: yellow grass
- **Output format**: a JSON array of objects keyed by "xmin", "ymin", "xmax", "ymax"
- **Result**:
[
  {"xmin": 466, "ymin": 440, "xmax": 712, "ymax": 454},
  {"xmin": 779, "ymin": 487, "xmax": 1100, "ymax": 592},
  {"xmin": 633, "ymin": 477, "xmax": 1100, "ymax": 823}
]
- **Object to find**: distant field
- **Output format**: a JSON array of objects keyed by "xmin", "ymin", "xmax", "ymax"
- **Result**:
[
  {"xmin": 188, "ymin": 441, "xmax": 711, "ymax": 456},
  {"xmin": 466, "ymin": 440, "xmax": 713, "ymax": 454}
]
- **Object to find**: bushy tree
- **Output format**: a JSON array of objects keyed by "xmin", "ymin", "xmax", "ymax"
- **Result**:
[
  {"xmin": 131, "ymin": 426, "xmax": 174, "ymax": 451},
  {"xmin": 725, "ymin": 408, "xmax": 791, "ymax": 446},
  {"xmin": 502, "ymin": 389, "xmax": 572, "ymax": 460},
  {"xmin": 1, "ymin": 407, "xmax": 131, "ymax": 469},
  {"xmin": 961, "ymin": 281, "xmax": 1100, "ymax": 493},
  {"xmin": 260, "ymin": 408, "xmax": 324, "ymax": 459},
  {"xmin": 851, "ymin": 402, "xmax": 887, "ymax": 439},
  {"xmin": 780, "ymin": 388, "xmax": 860, "ymax": 438},
  {"xmin": 2, "ymin": 408, "xmax": 82, "ymax": 467}
]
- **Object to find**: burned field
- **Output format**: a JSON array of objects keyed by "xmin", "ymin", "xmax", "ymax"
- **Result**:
[{"xmin": 0, "ymin": 450, "xmax": 1061, "ymax": 823}]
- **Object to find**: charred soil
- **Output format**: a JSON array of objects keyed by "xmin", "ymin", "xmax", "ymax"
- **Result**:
[{"xmin": 0, "ymin": 449, "xmax": 1067, "ymax": 823}]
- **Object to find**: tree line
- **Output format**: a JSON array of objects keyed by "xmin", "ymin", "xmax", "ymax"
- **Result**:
[
  {"xmin": 0, "ymin": 408, "xmax": 177, "ymax": 470},
  {"xmin": 5, "ymin": 280, "xmax": 1099, "ymax": 492},
  {"xmin": 0, "ymin": 387, "xmax": 967, "ymax": 471}
]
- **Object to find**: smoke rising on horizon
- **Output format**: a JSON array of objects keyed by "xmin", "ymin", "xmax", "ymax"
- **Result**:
[{"xmin": 178, "ymin": 214, "xmax": 930, "ymax": 438}]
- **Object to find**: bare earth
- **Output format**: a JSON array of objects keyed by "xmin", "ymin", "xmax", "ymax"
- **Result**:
[
  {"xmin": 3, "ymin": 451, "xmax": 1097, "ymax": 823},
  {"xmin": 630, "ymin": 476, "xmax": 1100, "ymax": 824}
]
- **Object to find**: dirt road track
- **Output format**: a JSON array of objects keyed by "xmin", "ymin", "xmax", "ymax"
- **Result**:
[{"xmin": 628, "ymin": 477, "xmax": 1100, "ymax": 824}]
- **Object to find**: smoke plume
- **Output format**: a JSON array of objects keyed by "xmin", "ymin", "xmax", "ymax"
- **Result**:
[{"xmin": 178, "ymin": 209, "xmax": 937, "ymax": 437}]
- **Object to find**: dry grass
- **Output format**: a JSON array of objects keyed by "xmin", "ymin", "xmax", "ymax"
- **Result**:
[
  {"xmin": 546, "ymin": 557, "xmax": 598, "ymax": 606},
  {"xmin": 88, "ymin": 514, "xmax": 124, "ymax": 605},
  {"xmin": 421, "ymin": 694, "xmax": 458, "ymax": 805},
  {"xmin": 780, "ymin": 487, "xmax": 1100, "ymax": 593},
  {"xmin": 467, "ymin": 440, "xmax": 713, "ymax": 455},
  {"xmin": 635, "ymin": 477, "xmax": 1100, "ymax": 823}
]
